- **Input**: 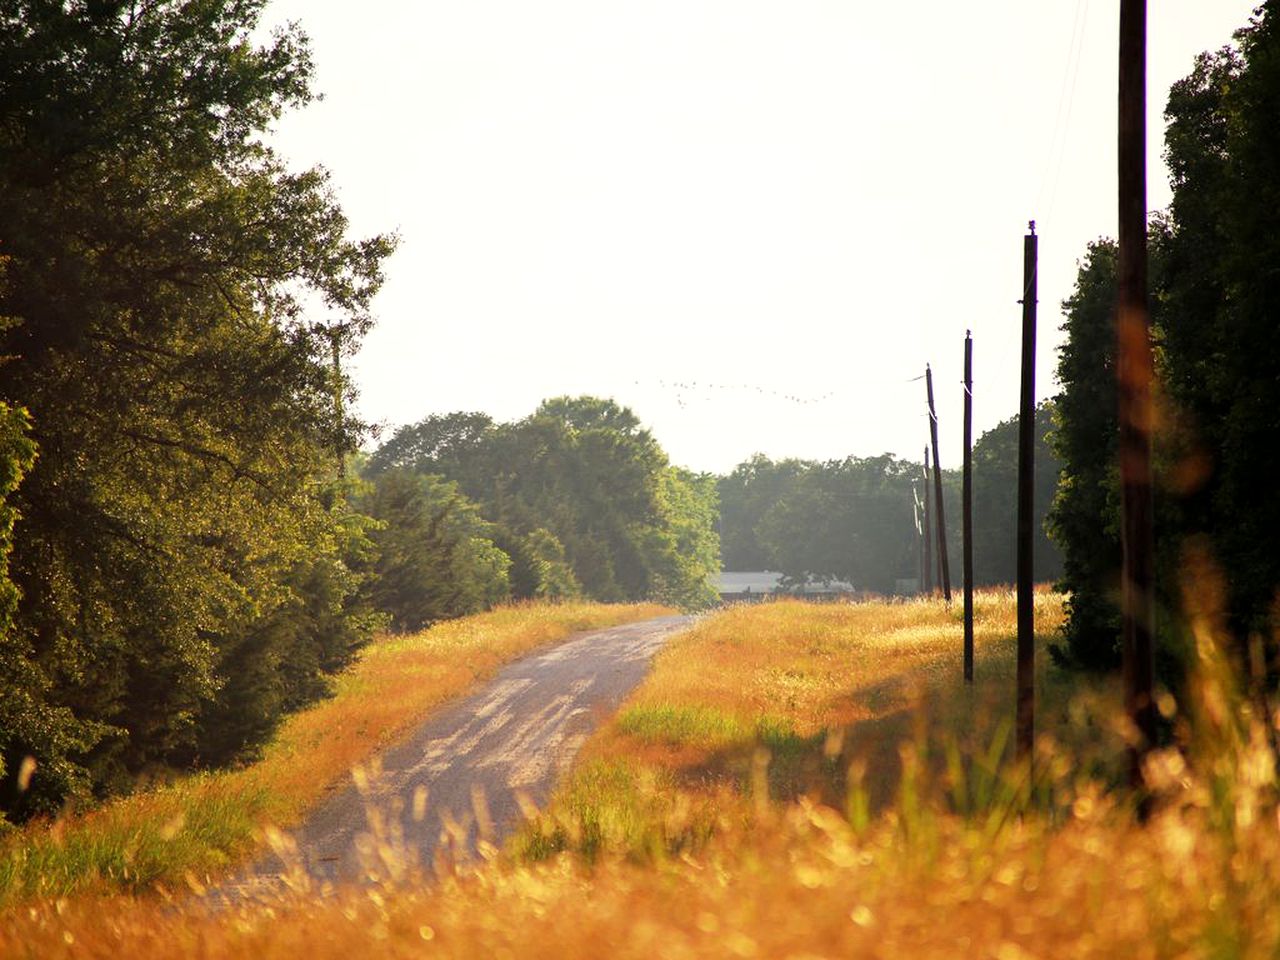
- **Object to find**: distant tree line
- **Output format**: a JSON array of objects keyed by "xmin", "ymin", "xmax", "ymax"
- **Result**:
[
  {"xmin": 362, "ymin": 398, "xmax": 721, "ymax": 626},
  {"xmin": 717, "ymin": 405, "xmax": 1063, "ymax": 593},
  {"xmin": 1051, "ymin": 4, "xmax": 1280, "ymax": 672}
]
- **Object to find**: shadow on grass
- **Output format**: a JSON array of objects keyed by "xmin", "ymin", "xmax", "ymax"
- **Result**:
[{"xmin": 511, "ymin": 630, "xmax": 1126, "ymax": 866}]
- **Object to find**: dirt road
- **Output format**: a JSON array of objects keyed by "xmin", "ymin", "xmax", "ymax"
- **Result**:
[{"xmin": 230, "ymin": 614, "xmax": 691, "ymax": 894}]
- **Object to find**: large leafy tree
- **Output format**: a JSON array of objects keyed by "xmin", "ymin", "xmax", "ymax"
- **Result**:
[
  {"xmin": 717, "ymin": 455, "xmax": 811, "ymax": 571},
  {"xmin": 971, "ymin": 403, "xmax": 1064, "ymax": 587},
  {"xmin": 0, "ymin": 404, "xmax": 97, "ymax": 819},
  {"xmin": 752, "ymin": 455, "xmax": 925, "ymax": 593},
  {"xmin": 363, "ymin": 470, "xmax": 510, "ymax": 633},
  {"xmin": 0, "ymin": 1, "xmax": 392, "ymax": 813},
  {"xmin": 1051, "ymin": 4, "xmax": 1280, "ymax": 670},
  {"xmin": 370, "ymin": 397, "xmax": 719, "ymax": 609},
  {"xmin": 1160, "ymin": 8, "xmax": 1280, "ymax": 640},
  {"xmin": 1047, "ymin": 242, "xmax": 1124, "ymax": 668}
]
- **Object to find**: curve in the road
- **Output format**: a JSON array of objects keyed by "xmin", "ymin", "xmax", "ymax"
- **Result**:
[{"xmin": 228, "ymin": 614, "xmax": 692, "ymax": 896}]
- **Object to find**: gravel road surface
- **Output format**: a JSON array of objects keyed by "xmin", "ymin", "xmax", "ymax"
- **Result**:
[{"xmin": 227, "ymin": 614, "xmax": 692, "ymax": 896}]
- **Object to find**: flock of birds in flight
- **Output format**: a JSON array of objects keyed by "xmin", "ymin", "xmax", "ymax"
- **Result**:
[{"xmin": 637, "ymin": 380, "xmax": 839, "ymax": 409}]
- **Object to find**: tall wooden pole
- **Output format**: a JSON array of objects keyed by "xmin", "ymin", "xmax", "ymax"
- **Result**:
[
  {"xmin": 913, "ymin": 484, "xmax": 926, "ymax": 595},
  {"xmin": 963, "ymin": 332, "xmax": 975, "ymax": 683},
  {"xmin": 1016, "ymin": 223, "xmax": 1038, "ymax": 764},
  {"xmin": 1118, "ymin": 0, "xmax": 1156, "ymax": 793},
  {"xmin": 922, "ymin": 448, "xmax": 934, "ymax": 595},
  {"xmin": 926, "ymin": 366, "xmax": 952, "ymax": 602}
]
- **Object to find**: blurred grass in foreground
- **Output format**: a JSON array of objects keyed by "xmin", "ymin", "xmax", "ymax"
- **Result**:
[
  {"xmin": 5, "ymin": 579, "xmax": 1280, "ymax": 958},
  {"xmin": 0, "ymin": 602, "xmax": 671, "ymax": 905}
]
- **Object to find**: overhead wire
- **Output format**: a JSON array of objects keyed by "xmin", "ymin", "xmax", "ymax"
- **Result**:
[
  {"xmin": 976, "ymin": 0, "xmax": 1089, "ymax": 401},
  {"xmin": 1044, "ymin": 0, "xmax": 1091, "ymax": 229},
  {"xmin": 1036, "ymin": 0, "xmax": 1091, "ymax": 228}
]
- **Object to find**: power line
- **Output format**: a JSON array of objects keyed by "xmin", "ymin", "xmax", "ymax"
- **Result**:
[{"xmin": 1037, "ymin": 0, "xmax": 1091, "ymax": 226}]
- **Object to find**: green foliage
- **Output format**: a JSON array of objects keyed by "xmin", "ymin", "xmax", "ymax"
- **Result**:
[
  {"xmin": 186, "ymin": 498, "xmax": 385, "ymax": 767},
  {"xmin": 719, "ymin": 424, "xmax": 1062, "ymax": 595},
  {"xmin": 369, "ymin": 397, "xmax": 720, "ymax": 610},
  {"xmin": 1051, "ymin": 3, "xmax": 1280, "ymax": 669},
  {"xmin": 745, "ymin": 455, "xmax": 924, "ymax": 593},
  {"xmin": 648, "ymin": 468, "xmax": 721, "ymax": 609},
  {"xmin": 971, "ymin": 402, "xmax": 1063, "ymax": 586},
  {"xmin": 717, "ymin": 455, "xmax": 810, "ymax": 571},
  {"xmin": 0, "ymin": 1, "xmax": 392, "ymax": 816},
  {"xmin": 364, "ymin": 412, "xmax": 494, "ymax": 479},
  {"xmin": 512, "ymin": 528, "xmax": 582, "ymax": 600},
  {"xmin": 1047, "ymin": 241, "xmax": 1124, "ymax": 669},
  {"xmin": 0, "ymin": 405, "xmax": 100, "ymax": 822},
  {"xmin": 1159, "ymin": 8, "xmax": 1280, "ymax": 640},
  {"xmin": 363, "ymin": 470, "xmax": 510, "ymax": 633}
]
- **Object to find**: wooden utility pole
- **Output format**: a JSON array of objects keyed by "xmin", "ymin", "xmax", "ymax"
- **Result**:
[
  {"xmin": 963, "ymin": 332, "xmax": 975, "ymax": 683},
  {"xmin": 913, "ymin": 484, "xmax": 926, "ymax": 595},
  {"xmin": 926, "ymin": 366, "xmax": 952, "ymax": 602},
  {"xmin": 1118, "ymin": 0, "xmax": 1156, "ymax": 793},
  {"xmin": 922, "ymin": 448, "xmax": 934, "ymax": 595},
  {"xmin": 1016, "ymin": 222, "xmax": 1038, "ymax": 764}
]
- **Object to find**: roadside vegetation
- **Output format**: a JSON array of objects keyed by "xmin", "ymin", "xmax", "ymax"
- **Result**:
[
  {"xmin": 0, "ymin": 2, "xmax": 719, "ymax": 831},
  {"xmin": 0, "ymin": 602, "xmax": 669, "ymax": 906},
  {"xmin": 718, "ymin": 408, "xmax": 1062, "ymax": 593},
  {"xmin": 514, "ymin": 591, "xmax": 1073, "ymax": 863},
  {"xmin": 2, "ymin": 0, "xmax": 1280, "ymax": 956},
  {"xmin": 4, "ymin": 587, "xmax": 1279, "ymax": 958}
]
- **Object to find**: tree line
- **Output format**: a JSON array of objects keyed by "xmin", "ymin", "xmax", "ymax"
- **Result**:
[
  {"xmin": 0, "ymin": 2, "xmax": 717, "ymax": 824},
  {"xmin": 717, "ymin": 405, "xmax": 1063, "ymax": 592},
  {"xmin": 361, "ymin": 399, "xmax": 720, "ymax": 629},
  {"xmin": 1050, "ymin": 3, "xmax": 1280, "ymax": 674},
  {"xmin": 7, "ymin": 0, "xmax": 1271, "ymax": 830}
]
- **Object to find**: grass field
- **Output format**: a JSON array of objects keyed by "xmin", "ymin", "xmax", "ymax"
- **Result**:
[
  {"xmin": 514, "ymin": 589, "xmax": 1088, "ymax": 862},
  {"xmin": 0, "ymin": 601, "xmax": 671, "ymax": 906},
  {"xmin": 3, "ymin": 586, "xmax": 1279, "ymax": 958}
]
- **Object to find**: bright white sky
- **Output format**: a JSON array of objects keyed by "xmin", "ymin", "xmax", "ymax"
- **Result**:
[{"xmin": 259, "ymin": 0, "xmax": 1256, "ymax": 475}]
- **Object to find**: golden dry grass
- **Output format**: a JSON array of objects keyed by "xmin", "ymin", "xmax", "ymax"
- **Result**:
[
  {"xmin": 0, "ymin": 601, "xmax": 671, "ymax": 904},
  {"xmin": 4, "ymin": 585, "xmax": 1280, "ymax": 959},
  {"xmin": 525, "ymin": 588, "xmax": 1077, "ymax": 835},
  {"xmin": 9, "ymin": 782, "xmax": 1277, "ymax": 960}
]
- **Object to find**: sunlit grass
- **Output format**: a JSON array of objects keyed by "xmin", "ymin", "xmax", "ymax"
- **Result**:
[
  {"xmin": 0, "ymin": 602, "xmax": 672, "ymax": 905},
  {"xmin": 511, "ymin": 591, "xmax": 1073, "ymax": 859},
  {"xmin": 5, "ymin": 582, "xmax": 1280, "ymax": 958}
]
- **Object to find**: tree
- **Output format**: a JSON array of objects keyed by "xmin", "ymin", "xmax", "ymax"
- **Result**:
[
  {"xmin": 754, "ymin": 455, "xmax": 921, "ymax": 594},
  {"xmin": 0, "ymin": 404, "xmax": 100, "ymax": 819},
  {"xmin": 369, "ymin": 397, "xmax": 720, "ymax": 609},
  {"xmin": 363, "ymin": 471, "xmax": 510, "ymax": 633},
  {"xmin": 972, "ymin": 402, "xmax": 1064, "ymax": 587},
  {"xmin": 1050, "ymin": 3, "xmax": 1280, "ymax": 670},
  {"xmin": 647, "ymin": 468, "xmax": 720, "ymax": 609},
  {"xmin": 1160, "ymin": 7, "xmax": 1280, "ymax": 642},
  {"xmin": 0, "ymin": 1, "xmax": 393, "ymax": 814},
  {"xmin": 1047, "ymin": 241, "xmax": 1125, "ymax": 669},
  {"xmin": 364, "ymin": 412, "xmax": 494, "ymax": 479},
  {"xmin": 717, "ymin": 455, "xmax": 811, "ymax": 571}
]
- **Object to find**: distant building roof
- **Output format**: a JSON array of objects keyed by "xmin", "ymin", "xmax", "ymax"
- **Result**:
[
  {"xmin": 717, "ymin": 571, "xmax": 785, "ymax": 593},
  {"xmin": 716, "ymin": 571, "xmax": 854, "ymax": 594}
]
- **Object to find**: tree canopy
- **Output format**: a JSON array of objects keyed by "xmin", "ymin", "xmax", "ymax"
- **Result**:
[
  {"xmin": 1050, "ymin": 2, "xmax": 1280, "ymax": 670},
  {"xmin": 0, "ymin": 0, "xmax": 393, "ymax": 816},
  {"xmin": 368, "ymin": 398, "xmax": 721, "ymax": 612}
]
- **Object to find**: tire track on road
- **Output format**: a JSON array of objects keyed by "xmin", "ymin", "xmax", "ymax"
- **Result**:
[{"xmin": 225, "ymin": 614, "xmax": 691, "ymax": 897}]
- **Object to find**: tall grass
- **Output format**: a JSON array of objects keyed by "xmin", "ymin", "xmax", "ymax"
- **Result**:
[
  {"xmin": 4, "ymin": 586, "xmax": 1280, "ymax": 958},
  {"xmin": 0, "ymin": 602, "xmax": 671, "ymax": 905},
  {"xmin": 515, "ymin": 589, "xmax": 1079, "ymax": 861}
]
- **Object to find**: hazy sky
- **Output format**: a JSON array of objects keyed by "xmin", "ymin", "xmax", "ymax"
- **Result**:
[{"xmin": 258, "ymin": 1, "xmax": 1257, "ymax": 474}]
